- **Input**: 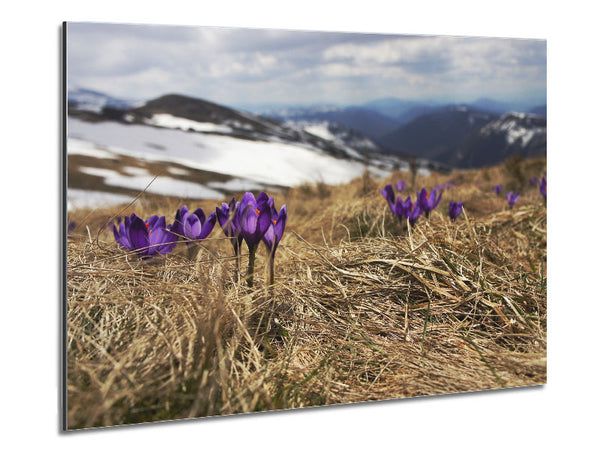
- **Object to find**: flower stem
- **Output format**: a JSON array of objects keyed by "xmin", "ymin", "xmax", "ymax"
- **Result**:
[
  {"xmin": 268, "ymin": 253, "xmax": 275, "ymax": 287},
  {"xmin": 187, "ymin": 243, "xmax": 199, "ymax": 260},
  {"xmin": 233, "ymin": 241, "xmax": 240, "ymax": 284},
  {"xmin": 246, "ymin": 245, "xmax": 257, "ymax": 288}
]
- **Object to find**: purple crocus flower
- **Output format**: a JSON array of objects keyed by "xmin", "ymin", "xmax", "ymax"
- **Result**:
[
  {"xmin": 216, "ymin": 197, "xmax": 242, "ymax": 251},
  {"xmin": 539, "ymin": 177, "xmax": 547, "ymax": 198},
  {"xmin": 263, "ymin": 200, "xmax": 287, "ymax": 256},
  {"xmin": 493, "ymin": 184, "xmax": 502, "ymax": 195},
  {"xmin": 263, "ymin": 199, "xmax": 287, "ymax": 286},
  {"xmin": 448, "ymin": 201, "xmax": 464, "ymax": 222},
  {"xmin": 396, "ymin": 181, "xmax": 406, "ymax": 192},
  {"xmin": 216, "ymin": 197, "xmax": 243, "ymax": 281},
  {"xmin": 417, "ymin": 188, "xmax": 442, "ymax": 218},
  {"xmin": 112, "ymin": 213, "xmax": 177, "ymax": 258},
  {"xmin": 403, "ymin": 197, "xmax": 423, "ymax": 226},
  {"xmin": 530, "ymin": 176, "xmax": 539, "ymax": 186},
  {"xmin": 236, "ymin": 192, "xmax": 273, "ymax": 287},
  {"xmin": 236, "ymin": 192, "xmax": 273, "ymax": 250},
  {"xmin": 381, "ymin": 184, "xmax": 396, "ymax": 212},
  {"xmin": 172, "ymin": 205, "xmax": 216, "ymax": 245},
  {"xmin": 385, "ymin": 194, "xmax": 421, "ymax": 226},
  {"xmin": 391, "ymin": 196, "xmax": 406, "ymax": 221},
  {"xmin": 506, "ymin": 191, "xmax": 519, "ymax": 208}
]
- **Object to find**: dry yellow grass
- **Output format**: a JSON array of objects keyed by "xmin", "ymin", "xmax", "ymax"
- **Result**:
[{"xmin": 66, "ymin": 157, "xmax": 546, "ymax": 430}]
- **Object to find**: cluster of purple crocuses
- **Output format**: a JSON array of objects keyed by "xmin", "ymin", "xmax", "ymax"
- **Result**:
[
  {"xmin": 112, "ymin": 192, "xmax": 287, "ymax": 287},
  {"xmin": 494, "ymin": 174, "xmax": 546, "ymax": 208},
  {"xmin": 382, "ymin": 182, "xmax": 462, "ymax": 225}
]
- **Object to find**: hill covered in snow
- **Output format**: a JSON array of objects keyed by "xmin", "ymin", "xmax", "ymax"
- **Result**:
[{"xmin": 66, "ymin": 91, "xmax": 414, "ymax": 210}]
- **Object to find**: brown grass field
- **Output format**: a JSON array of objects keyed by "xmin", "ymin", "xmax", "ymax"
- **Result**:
[{"xmin": 66, "ymin": 156, "xmax": 546, "ymax": 430}]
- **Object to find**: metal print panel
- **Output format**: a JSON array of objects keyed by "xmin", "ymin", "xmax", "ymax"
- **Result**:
[{"xmin": 63, "ymin": 22, "xmax": 547, "ymax": 430}]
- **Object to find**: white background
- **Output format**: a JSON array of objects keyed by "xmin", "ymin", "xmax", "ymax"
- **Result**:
[{"xmin": 1, "ymin": 1, "xmax": 597, "ymax": 448}]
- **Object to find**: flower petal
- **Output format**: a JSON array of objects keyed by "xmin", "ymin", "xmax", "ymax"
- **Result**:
[
  {"xmin": 256, "ymin": 199, "xmax": 273, "ymax": 236},
  {"xmin": 199, "ymin": 211, "xmax": 216, "ymax": 240},
  {"xmin": 216, "ymin": 203, "xmax": 230, "ymax": 230},
  {"xmin": 433, "ymin": 190, "xmax": 442, "ymax": 209},
  {"xmin": 274, "ymin": 205, "xmax": 287, "ymax": 241},
  {"xmin": 263, "ymin": 224, "xmax": 275, "ymax": 250},
  {"xmin": 192, "ymin": 208, "xmax": 206, "ymax": 226},
  {"xmin": 381, "ymin": 184, "xmax": 395, "ymax": 210},
  {"xmin": 128, "ymin": 215, "xmax": 149, "ymax": 254},
  {"xmin": 183, "ymin": 213, "xmax": 201, "ymax": 239}
]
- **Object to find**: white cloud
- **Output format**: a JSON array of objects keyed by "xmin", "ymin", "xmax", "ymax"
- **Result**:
[{"xmin": 66, "ymin": 23, "xmax": 546, "ymax": 106}]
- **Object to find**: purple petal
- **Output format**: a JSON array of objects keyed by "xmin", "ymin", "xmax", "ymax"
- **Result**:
[
  {"xmin": 199, "ymin": 212, "xmax": 217, "ymax": 240},
  {"xmin": 238, "ymin": 192, "xmax": 256, "ymax": 222},
  {"xmin": 263, "ymin": 224, "xmax": 275, "ymax": 250},
  {"xmin": 192, "ymin": 208, "xmax": 206, "ymax": 226},
  {"xmin": 173, "ymin": 206, "xmax": 189, "ymax": 236},
  {"xmin": 183, "ymin": 213, "xmax": 201, "ymax": 239},
  {"xmin": 216, "ymin": 203, "xmax": 230, "ymax": 229},
  {"xmin": 147, "ymin": 215, "xmax": 160, "ymax": 229},
  {"xmin": 257, "ymin": 192, "xmax": 269, "ymax": 205},
  {"xmin": 242, "ymin": 207, "xmax": 258, "ymax": 236},
  {"xmin": 433, "ymin": 190, "xmax": 442, "ymax": 209},
  {"xmin": 393, "ymin": 197, "xmax": 404, "ymax": 219},
  {"xmin": 112, "ymin": 223, "xmax": 123, "ymax": 247},
  {"xmin": 128, "ymin": 216, "xmax": 149, "ymax": 254},
  {"xmin": 149, "ymin": 218, "xmax": 177, "ymax": 255},
  {"xmin": 256, "ymin": 200, "xmax": 273, "ymax": 235},
  {"xmin": 381, "ymin": 184, "xmax": 395, "ymax": 210}
]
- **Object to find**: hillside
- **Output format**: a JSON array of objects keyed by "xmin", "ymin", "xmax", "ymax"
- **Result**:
[
  {"xmin": 67, "ymin": 92, "xmax": 415, "ymax": 210},
  {"xmin": 444, "ymin": 113, "xmax": 547, "ymax": 167},
  {"xmin": 263, "ymin": 105, "xmax": 400, "ymax": 141},
  {"xmin": 378, "ymin": 107, "xmax": 547, "ymax": 168},
  {"xmin": 66, "ymin": 157, "xmax": 547, "ymax": 429},
  {"xmin": 378, "ymin": 106, "xmax": 498, "ymax": 159}
]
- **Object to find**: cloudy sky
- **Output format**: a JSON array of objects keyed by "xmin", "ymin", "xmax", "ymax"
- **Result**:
[{"xmin": 67, "ymin": 22, "xmax": 546, "ymax": 109}]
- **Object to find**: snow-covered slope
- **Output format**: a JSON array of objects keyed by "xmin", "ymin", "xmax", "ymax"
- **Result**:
[
  {"xmin": 68, "ymin": 117, "xmax": 389, "ymax": 187},
  {"xmin": 446, "ymin": 112, "xmax": 547, "ymax": 167},
  {"xmin": 479, "ymin": 112, "xmax": 546, "ymax": 147},
  {"xmin": 66, "ymin": 91, "xmax": 419, "ymax": 209},
  {"xmin": 285, "ymin": 120, "xmax": 380, "ymax": 158}
]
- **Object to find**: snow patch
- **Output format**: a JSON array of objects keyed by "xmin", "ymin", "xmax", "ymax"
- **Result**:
[
  {"xmin": 67, "ymin": 189, "xmax": 135, "ymax": 211},
  {"xmin": 144, "ymin": 114, "xmax": 233, "ymax": 133},
  {"xmin": 167, "ymin": 167, "xmax": 191, "ymax": 176},
  {"xmin": 76, "ymin": 165, "xmax": 223, "ymax": 199},
  {"xmin": 67, "ymin": 138, "xmax": 117, "ymax": 160},
  {"xmin": 78, "ymin": 167, "xmax": 122, "ymax": 178},
  {"xmin": 102, "ymin": 175, "xmax": 223, "ymax": 199},
  {"xmin": 122, "ymin": 166, "xmax": 151, "ymax": 176},
  {"xmin": 68, "ymin": 117, "xmax": 386, "ymax": 188},
  {"xmin": 304, "ymin": 123, "xmax": 336, "ymax": 141}
]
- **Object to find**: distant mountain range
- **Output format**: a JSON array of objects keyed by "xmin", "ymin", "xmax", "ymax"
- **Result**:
[
  {"xmin": 265, "ymin": 101, "xmax": 546, "ymax": 168},
  {"xmin": 68, "ymin": 88, "xmax": 546, "ymax": 171},
  {"xmin": 261, "ymin": 106, "xmax": 399, "ymax": 142},
  {"xmin": 377, "ymin": 106, "xmax": 498, "ymax": 159},
  {"xmin": 444, "ymin": 112, "xmax": 547, "ymax": 167},
  {"xmin": 377, "ymin": 106, "xmax": 546, "ymax": 168}
]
